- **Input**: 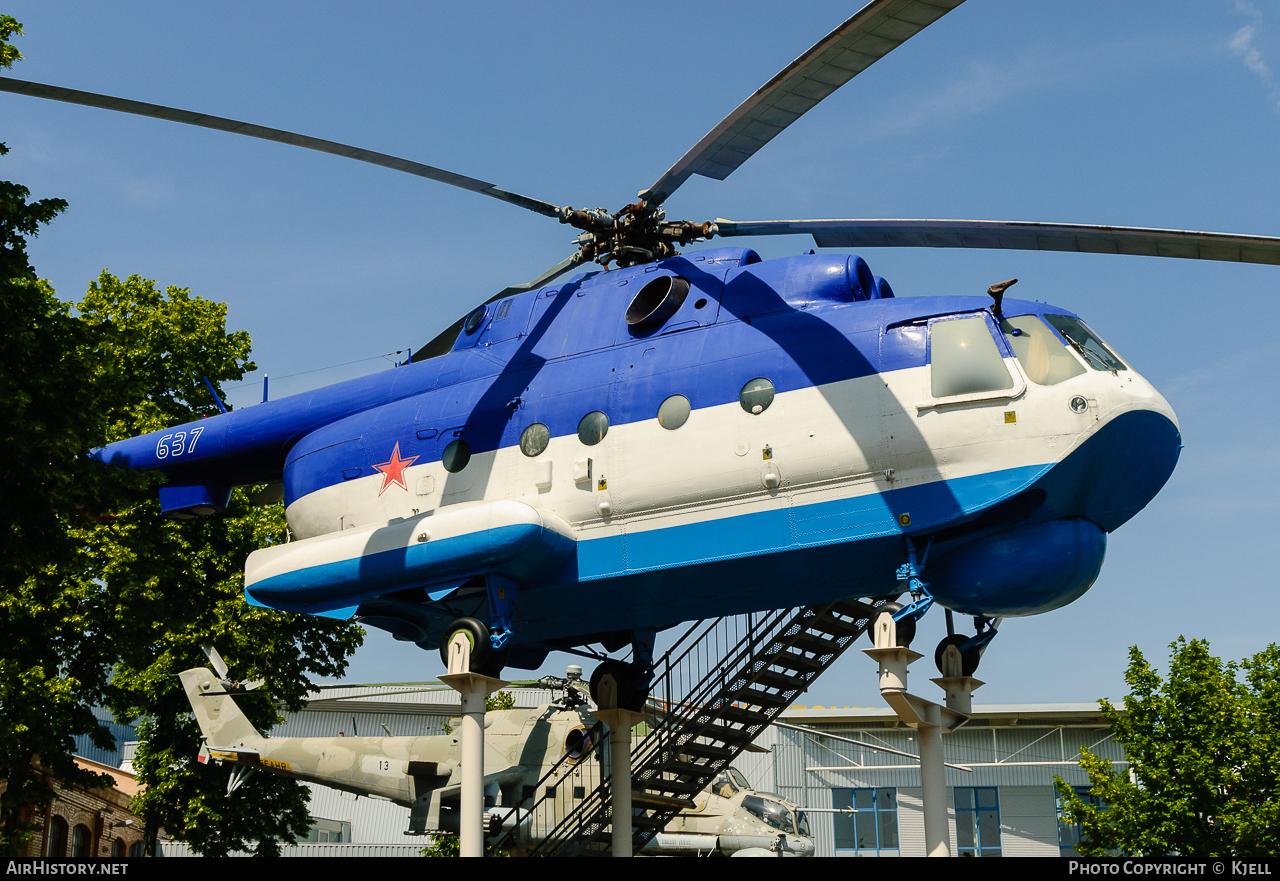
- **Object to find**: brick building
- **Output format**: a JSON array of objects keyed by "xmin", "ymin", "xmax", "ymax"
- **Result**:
[{"xmin": 2, "ymin": 758, "xmax": 146, "ymax": 857}]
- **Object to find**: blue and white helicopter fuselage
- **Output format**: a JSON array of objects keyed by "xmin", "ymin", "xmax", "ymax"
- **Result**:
[{"xmin": 95, "ymin": 247, "xmax": 1180, "ymax": 669}]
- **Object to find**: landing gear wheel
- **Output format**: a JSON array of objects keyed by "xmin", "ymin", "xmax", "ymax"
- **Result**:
[
  {"xmin": 438, "ymin": 617, "xmax": 492, "ymax": 672},
  {"xmin": 477, "ymin": 647, "xmax": 509, "ymax": 678},
  {"xmin": 866, "ymin": 602, "xmax": 916, "ymax": 647},
  {"xmin": 589, "ymin": 660, "xmax": 644, "ymax": 712},
  {"xmin": 934, "ymin": 634, "xmax": 981, "ymax": 676}
]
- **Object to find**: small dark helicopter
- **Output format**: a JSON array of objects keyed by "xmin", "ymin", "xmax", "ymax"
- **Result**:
[{"xmin": 5, "ymin": 0, "xmax": 1278, "ymax": 705}]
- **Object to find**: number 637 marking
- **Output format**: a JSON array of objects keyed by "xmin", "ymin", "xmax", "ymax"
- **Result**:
[{"xmin": 156, "ymin": 426, "xmax": 204, "ymax": 460}]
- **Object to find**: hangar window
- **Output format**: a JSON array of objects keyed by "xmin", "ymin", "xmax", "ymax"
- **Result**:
[
  {"xmin": 657, "ymin": 394, "xmax": 691, "ymax": 430},
  {"xmin": 298, "ymin": 817, "xmax": 352, "ymax": 844},
  {"xmin": 739, "ymin": 377, "xmax": 775, "ymax": 415},
  {"xmin": 578, "ymin": 411, "xmax": 609, "ymax": 446},
  {"xmin": 955, "ymin": 786, "xmax": 1002, "ymax": 857},
  {"xmin": 442, "ymin": 439, "xmax": 471, "ymax": 473},
  {"xmin": 833, "ymin": 787, "xmax": 899, "ymax": 857},
  {"xmin": 1058, "ymin": 786, "xmax": 1110, "ymax": 857},
  {"xmin": 520, "ymin": 423, "xmax": 550, "ymax": 457},
  {"xmin": 930, "ymin": 315, "xmax": 1014, "ymax": 398},
  {"xmin": 1000, "ymin": 316, "xmax": 1086, "ymax": 385}
]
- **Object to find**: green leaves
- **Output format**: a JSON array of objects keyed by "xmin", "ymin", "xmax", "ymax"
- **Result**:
[
  {"xmin": 1, "ymin": 143, "xmax": 361, "ymax": 853},
  {"xmin": 78, "ymin": 272, "xmax": 255, "ymax": 440},
  {"xmin": 1056, "ymin": 638, "xmax": 1280, "ymax": 857},
  {"xmin": 0, "ymin": 16, "xmax": 23, "ymax": 71}
]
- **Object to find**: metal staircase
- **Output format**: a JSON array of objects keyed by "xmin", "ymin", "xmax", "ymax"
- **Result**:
[{"xmin": 486, "ymin": 595, "xmax": 896, "ymax": 856}]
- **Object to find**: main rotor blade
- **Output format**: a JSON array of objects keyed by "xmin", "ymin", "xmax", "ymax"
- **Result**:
[
  {"xmin": 485, "ymin": 251, "xmax": 588, "ymax": 304},
  {"xmin": 714, "ymin": 218, "xmax": 1280, "ymax": 266},
  {"xmin": 640, "ymin": 0, "xmax": 965, "ymax": 207},
  {"xmin": 0, "ymin": 76, "xmax": 562, "ymax": 219},
  {"xmin": 411, "ymin": 252, "xmax": 587, "ymax": 363}
]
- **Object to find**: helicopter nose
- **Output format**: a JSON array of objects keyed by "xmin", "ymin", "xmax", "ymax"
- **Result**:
[
  {"xmin": 1078, "ymin": 370, "xmax": 1181, "ymax": 531},
  {"xmin": 924, "ymin": 400, "xmax": 1181, "ymax": 619},
  {"xmin": 1058, "ymin": 403, "xmax": 1182, "ymax": 533}
]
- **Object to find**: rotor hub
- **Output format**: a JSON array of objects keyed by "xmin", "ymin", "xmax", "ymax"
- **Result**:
[{"xmin": 559, "ymin": 202, "xmax": 717, "ymax": 269}]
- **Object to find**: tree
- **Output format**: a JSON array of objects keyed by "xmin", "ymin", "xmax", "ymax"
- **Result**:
[
  {"xmin": 66, "ymin": 273, "xmax": 364, "ymax": 856},
  {"xmin": 0, "ymin": 16, "xmax": 122, "ymax": 851},
  {"xmin": 1056, "ymin": 638, "xmax": 1280, "ymax": 857},
  {"xmin": 1, "ymin": 21, "xmax": 364, "ymax": 854}
]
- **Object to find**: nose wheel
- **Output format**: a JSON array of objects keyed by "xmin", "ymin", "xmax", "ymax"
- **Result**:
[
  {"xmin": 934, "ymin": 634, "xmax": 981, "ymax": 676},
  {"xmin": 932, "ymin": 614, "xmax": 999, "ymax": 677}
]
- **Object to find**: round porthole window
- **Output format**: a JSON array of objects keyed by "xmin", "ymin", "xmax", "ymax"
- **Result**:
[
  {"xmin": 463, "ymin": 305, "xmax": 487, "ymax": 335},
  {"xmin": 442, "ymin": 439, "xmax": 471, "ymax": 472},
  {"xmin": 520, "ymin": 423, "xmax": 550, "ymax": 457},
  {"xmin": 657, "ymin": 394, "xmax": 691, "ymax": 430},
  {"xmin": 577, "ymin": 411, "xmax": 609, "ymax": 446},
  {"xmin": 739, "ymin": 378, "xmax": 775, "ymax": 415},
  {"xmin": 625, "ymin": 275, "xmax": 690, "ymax": 332}
]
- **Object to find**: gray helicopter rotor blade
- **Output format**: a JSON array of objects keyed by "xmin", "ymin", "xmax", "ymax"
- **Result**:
[
  {"xmin": 640, "ymin": 0, "xmax": 965, "ymax": 207},
  {"xmin": 412, "ymin": 252, "xmax": 587, "ymax": 362},
  {"xmin": 713, "ymin": 218, "xmax": 1280, "ymax": 265},
  {"xmin": 0, "ymin": 76, "xmax": 562, "ymax": 219},
  {"xmin": 486, "ymin": 251, "xmax": 588, "ymax": 303}
]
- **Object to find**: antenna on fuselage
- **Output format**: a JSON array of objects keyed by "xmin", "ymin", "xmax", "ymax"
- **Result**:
[
  {"xmin": 987, "ymin": 278, "xmax": 1018, "ymax": 322},
  {"xmin": 202, "ymin": 376, "xmax": 228, "ymax": 414}
]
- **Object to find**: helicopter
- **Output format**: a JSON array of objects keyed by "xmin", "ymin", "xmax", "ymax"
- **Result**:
[
  {"xmin": 182, "ymin": 660, "xmax": 814, "ymax": 856},
  {"xmin": 5, "ymin": 0, "xmax": 1279, "ymax": 705}
]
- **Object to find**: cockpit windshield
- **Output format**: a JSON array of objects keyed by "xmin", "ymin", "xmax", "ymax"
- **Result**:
[
  {"xmin": 742, "ymin": 794, "xmax": 806, "ymax": 835},
  {"xmin": 1000, "ymin": 316, "xmax": 1086, "ymax": 386},
  {"xmin": 1043, "ymin": 314, "xmax": 1127, "ymax": 372},
  {"xmin": 711, "ymin": 770, "xmax": 741, "ymax": 798}
]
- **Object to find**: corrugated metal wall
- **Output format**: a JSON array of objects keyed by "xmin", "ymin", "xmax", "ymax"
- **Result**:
[
  {"xmin": 304, "ymin": 782, "xmax": 412, "ymax": 842},
  {"xmin": 730, "ymin": 717, "xmax": 1127, "ymax": 857},
  {"xmin": 71, "ymin": 708, "xmax": 138, "ymax": 768}
]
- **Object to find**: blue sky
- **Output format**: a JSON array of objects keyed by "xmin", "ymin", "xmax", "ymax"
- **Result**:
[{"xmin": 3, "ymin": 1, "xmax": 1278, "ymax": 706}]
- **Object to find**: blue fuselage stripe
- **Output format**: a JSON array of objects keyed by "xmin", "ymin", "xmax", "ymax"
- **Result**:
[{"xmin": 250, "ymin": 463, "xmax": 1050, "ymax": 617}]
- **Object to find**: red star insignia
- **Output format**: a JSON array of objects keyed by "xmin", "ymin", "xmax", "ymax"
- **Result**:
[{"xmin": 372, "ymin": 441, "xmax": 418, "ymax": 496}]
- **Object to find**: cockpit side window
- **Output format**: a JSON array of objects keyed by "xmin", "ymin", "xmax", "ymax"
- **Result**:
[
  {"xmin": 929, "ymin": 315, "xmax": 1014, "ymax": 398},
  {"xmin": 1000, "ymin": 315, "xmax": 1087, "ymax": 385},
  {"xmin": 1043, "ymin": 314, "xmax": 1127, "ymax": 372}
]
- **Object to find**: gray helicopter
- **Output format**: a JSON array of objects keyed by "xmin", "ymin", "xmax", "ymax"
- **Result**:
[{"xmin": 181, "ymin": 664, "xmax": 812, "ymax": 856}]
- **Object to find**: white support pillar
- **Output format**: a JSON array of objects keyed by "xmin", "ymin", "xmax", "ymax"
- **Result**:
[
  {"xmin": 863, "ymin": 609, "xmax": 973, "ymax": 858},
  {"xmin": 593, "ymin": 674, "xmax": 644, "ymax": 858},
  {"xmin": 916, "ymin": 704, "xmax": 949, "ymax": 857},
  {"xmin": 439, "ymin": 633, "xmax": 507, "ymax": 858}
]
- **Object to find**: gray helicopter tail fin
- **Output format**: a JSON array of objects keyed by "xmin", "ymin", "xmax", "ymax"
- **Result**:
[{"xmin": 179, "ymin": 667, "xmax": 261, "ymax": 747}]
